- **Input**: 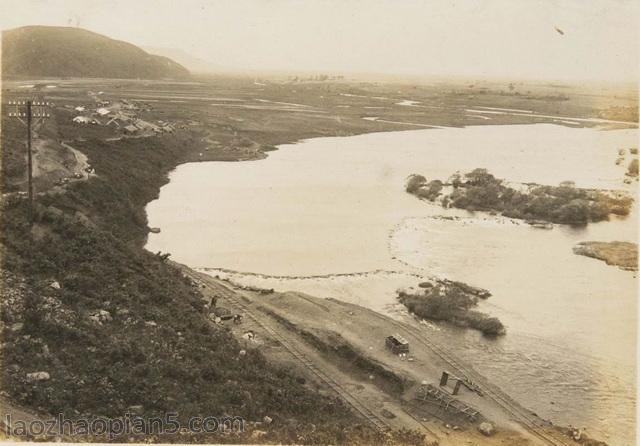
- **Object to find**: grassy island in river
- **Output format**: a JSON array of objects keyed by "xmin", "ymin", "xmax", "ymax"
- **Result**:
[
  {"xmin": 398, "ymin": 280, "xmax": 505, "ymax": 337},
  {"xmin": 406, "ymin": 168, "xmax": 633, "ymax": 226}
]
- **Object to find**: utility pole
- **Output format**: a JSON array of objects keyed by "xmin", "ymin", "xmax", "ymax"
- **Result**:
[
  {"xmin": 27, "ymin": 101, "xmax": 33, "ymax": 208},
  {"xmin": 6, "ymin": 98, "xmax": 53, "ymax": 224}
]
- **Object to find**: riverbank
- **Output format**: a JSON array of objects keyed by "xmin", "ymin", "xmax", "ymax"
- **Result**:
[
  {"xmin": 189, "ymin": 267, "xmax": 590, "ymax": 446},
  {"xmin": 1, "ymin": 131, "xmax": 393, "ymax": 443},
  {"xmin": 145, "ymin": 119, "xmax": 636, "ymax": 444},
  {"xmin": 1, "ymin": 102, "xmax": 403, "ymax": 442}
]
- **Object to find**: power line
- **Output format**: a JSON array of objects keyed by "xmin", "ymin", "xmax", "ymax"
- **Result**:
[{"xmin": 5, "ymin": 99, "xmax": 54, "ymax": 225}]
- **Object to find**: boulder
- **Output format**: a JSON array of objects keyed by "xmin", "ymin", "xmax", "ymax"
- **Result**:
[
  {"xmin": 478, "ymin": 422, "xmax": 495, "ymax": 437},
  {"xmin": 263, "ymin": 416, "xmax": 273, "ymax": 425},
  {"xmin": 26, "ymin": 371, "xmax": 50, "ymax": 382},
  {"xmin": 50, "ymin": 281, "xmax": 61, "ymax": 290}
]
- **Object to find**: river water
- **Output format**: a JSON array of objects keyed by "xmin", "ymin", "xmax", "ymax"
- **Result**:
[{"xmin": 146, "ymin": 124, "xmax": 637, "ymax": 444}]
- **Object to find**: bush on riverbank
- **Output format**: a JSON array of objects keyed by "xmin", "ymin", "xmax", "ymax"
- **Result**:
[
  {"xmin": 406, "ymin": 168, "xmax": 633, "ymax": 225},
  {"xmin": 398, "ymin": 280, "xmax": 505, "ymax": 336}
]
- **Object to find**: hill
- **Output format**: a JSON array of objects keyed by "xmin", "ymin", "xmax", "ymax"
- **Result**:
[{"xmin": 2, "ymin": 26, "xmax": 190, "ymax": 80}]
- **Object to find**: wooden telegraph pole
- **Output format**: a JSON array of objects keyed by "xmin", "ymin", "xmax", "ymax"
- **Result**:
[{"xmin": 7, "ymin": 98, "xmax": 53, "ymax": 224}]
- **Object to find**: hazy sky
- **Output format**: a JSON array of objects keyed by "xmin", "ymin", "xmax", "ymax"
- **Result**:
[{"xmin": 1, "ymin": 0, "xmax": 638, "ymax": 82}]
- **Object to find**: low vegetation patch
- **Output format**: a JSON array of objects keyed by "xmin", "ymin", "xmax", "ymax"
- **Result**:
[
  {"xmin": 398, "ymin": 280, "xmax": 505, "ymax": 337},
  {"xmin": 406, "ymin": 168, "xmax": 633, "ymax": 226},
  {"xmin": 573, "ymin": 241, "xmax": 638, "ymax": 271}
]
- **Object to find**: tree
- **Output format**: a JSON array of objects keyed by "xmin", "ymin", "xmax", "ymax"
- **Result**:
[
  {"xmin": 405, "ymin": 174, "xmax": 427, "ymax": 193},
  {"xmin": 449, "ymin": 172, "xmax": 463, "ymax": 188},
  {"xmin": 465, "ymin": 168, "xmax": 499, "ymax": 187},
  {"xmin": 554, "ymin": 199, "xmax": 590, "ymax": 224},
  {"xmin": 416, "ymin": 180, "xmax": 443, "ymax": 201}
]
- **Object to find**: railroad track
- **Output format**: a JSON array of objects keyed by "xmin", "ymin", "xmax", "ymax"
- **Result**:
[
  {"xmin": 374, "ymin": 313, "xmax": 572, "ymax": 446},
  {"xmin": 187, "ymin": 268, "xmax": 570, "ymax": 444},
  {"xmin": 185, "ymin": 271, "xmax": 393, "ymax": 433}
]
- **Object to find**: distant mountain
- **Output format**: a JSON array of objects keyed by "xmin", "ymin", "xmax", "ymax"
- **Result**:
[
  {"xmin": 142, "ymin": 46, "xmax": 218, "ymax": 74},
  {"xmin": 2, "ymin": 26, "xmax": 190, "ymax": 80}
]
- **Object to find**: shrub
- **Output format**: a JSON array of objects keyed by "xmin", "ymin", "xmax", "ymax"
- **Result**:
[
  {"xmin": 405, "ymin": 174, "xmax": 427, "ymax": 193},
  {"xmin": 415, "ymin": 180, "xmax": 443, "ymax": 201}
]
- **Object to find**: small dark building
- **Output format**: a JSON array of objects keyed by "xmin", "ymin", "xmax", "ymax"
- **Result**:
[{"xmin": 385, "ymin": 334, "xmax": 409, "ymax": 354}]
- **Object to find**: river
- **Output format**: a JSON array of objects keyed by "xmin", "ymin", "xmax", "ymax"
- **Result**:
[{"xmin": 146, "ymin": 124, "xmax": 637, "ymax": 444}]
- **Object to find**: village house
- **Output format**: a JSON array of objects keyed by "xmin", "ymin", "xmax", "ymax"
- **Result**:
[{"xmin": 123, "ymin": 124, "xmax": 138, "ymax": 135}]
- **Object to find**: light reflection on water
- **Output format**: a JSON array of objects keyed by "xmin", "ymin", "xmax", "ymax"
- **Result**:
[{"xmin": 147, "ymin": 124, "xmax": 637, "ymax": 444}]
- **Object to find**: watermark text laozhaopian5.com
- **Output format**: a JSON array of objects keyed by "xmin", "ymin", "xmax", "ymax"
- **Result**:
[{"xmin": 4, "ymin": 412, "xmax": 245, "ymax": 438}]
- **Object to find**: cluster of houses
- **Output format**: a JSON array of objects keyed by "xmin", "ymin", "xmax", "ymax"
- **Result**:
[{"xmin": 71, "ymin": 98, "xmax": 175, "ymax": 136}]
